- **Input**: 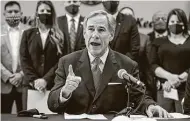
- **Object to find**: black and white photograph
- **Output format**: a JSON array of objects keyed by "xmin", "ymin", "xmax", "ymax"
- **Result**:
[{"xmin": 1, "ymin": 0, "xmax": 190, "ymax": 121}]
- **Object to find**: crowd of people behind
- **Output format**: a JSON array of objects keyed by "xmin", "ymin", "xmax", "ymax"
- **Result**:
[{"xmin": 1, "ymin": 0, "xmax": 190, "ymax": 116}]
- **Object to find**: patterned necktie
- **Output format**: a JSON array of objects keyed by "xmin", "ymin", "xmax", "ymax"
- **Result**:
[
  {"xmin": 91, "ymin": 57, "xmax": 102, "ymax": 91},
  {"xmin": 70, "ymin": 18, "xmax": 76, "ymax": 52}
]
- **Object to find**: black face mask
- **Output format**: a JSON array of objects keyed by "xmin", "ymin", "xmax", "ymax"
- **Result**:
[
  {"xmin": 65, "ymin": 5, "xmax": 79, "ymax": 15},
  {"xmin": 103, "ymin": 1, "xmax": 119, "ymax": 14},
  {"xmin": 168, "ymin": 24, "xmax": 184, "ymax": 35},
  {"xmin": 38, "ymin": 14, "xmax": 53, "ymax": 26},
  {"xmin": 154, "ymin": 29, "xmax": 167, "ymax": 34}
]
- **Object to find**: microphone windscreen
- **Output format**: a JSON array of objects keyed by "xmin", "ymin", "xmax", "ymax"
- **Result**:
[{"xmin": 117, "ymin": 69, "xmax": 127, "ymax": 79}]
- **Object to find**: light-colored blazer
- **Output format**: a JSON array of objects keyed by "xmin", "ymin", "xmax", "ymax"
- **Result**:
[{"xmin": 1, "ymin": 23, "xmax": 29, "ymax": 94}]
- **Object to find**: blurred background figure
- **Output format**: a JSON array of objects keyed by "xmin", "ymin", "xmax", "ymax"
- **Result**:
[
  {"xmin": 183, "ymin": 70, "xmax": 190, "ymax": 114},
  {"xmin": 119, "ymin": 6, "xmax": 156, "ymax": 101},
  {"xmin": 1, "ymin": 1, "xmax": 29, "ymax": 113},
  {"xmin": 148, "ymin": 11, "xmax": 168, "ymax": 43},
  {"xmin": 58, "ymin": 0, "xmax": 85, "ymax": 54},
  {"xmin": 20, "ymin": 0, "xmax": 64, "ymax": 110},
  {"xmin": 150, "ymin": 8, "xmax": 190, "ymax": 113},
  {"xmin": 102, "ymin": 0, "xmax": 140, "ymax": 62}
]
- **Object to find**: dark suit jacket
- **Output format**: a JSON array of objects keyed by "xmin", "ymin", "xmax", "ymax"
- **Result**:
[
  {"xmin": 20, "ymin": 28, "xmax": 63, "ymax": 90},
  {"xmin": 57, "ymin": 15, "xmax": 85, "ymax": 54},
  {"xmin": 139, "ymin": 33, "xmax": 156, "ymax": 101},
  {"xmin": 110, "ymin": 13, "xmax": 140, "ymax": 61},
  {"xmin": 48, "ymin": 48, "xmax": 155, "ymax": 114},
  {"xmin": 184, "ymin": 70, "xmax": 190, "ymax": 114}
]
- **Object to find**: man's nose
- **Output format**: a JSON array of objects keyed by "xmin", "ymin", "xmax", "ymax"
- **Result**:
[{"xmin": 92, "ymin": 30, "xmax": 99, "ymax": 39}]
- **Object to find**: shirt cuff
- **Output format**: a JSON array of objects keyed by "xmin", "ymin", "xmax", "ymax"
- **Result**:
[{"xmin": 59, "ymin": 89, "xmax": 71, "ymax": 103}]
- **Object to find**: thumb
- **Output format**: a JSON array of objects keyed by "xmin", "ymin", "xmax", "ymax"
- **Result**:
[{"xmin": 68, "ymin": 65, "xmax": 75, "ymax": 76}]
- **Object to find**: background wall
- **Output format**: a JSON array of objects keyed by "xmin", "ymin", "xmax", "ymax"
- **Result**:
[{"xmin": 1, "ymin": 1, "xmax": 190, "ymax": 33}]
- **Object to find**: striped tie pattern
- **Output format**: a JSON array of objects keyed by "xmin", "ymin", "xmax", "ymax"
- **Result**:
[
  {"xmin": 91, "ymin": 57, "xmax": 102, "ymax": 91},
  {"xmin": 70, "ymin": 18, "xmax": 76, "ymax": 52}
]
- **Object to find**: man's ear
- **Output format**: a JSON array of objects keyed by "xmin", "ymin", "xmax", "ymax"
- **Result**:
[{"xmin": 109, "ymin": 33, "xmax": 114, "ymax": 42}]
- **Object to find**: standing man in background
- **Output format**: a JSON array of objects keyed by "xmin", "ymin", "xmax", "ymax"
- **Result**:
[
  {"xmin": 1, "ymin": 1, "xmax": 29, "ymax": 113},
  {"xmin": 102, "ymin": 0, "xmax": 140, "ymax": 62},
  {"xmin": 147, "ymin": 11, "xmax": 168, "ymax": 101},
  {"xmin": 58, "ymin": 0, "xmax": 85, "ymax": 54}
]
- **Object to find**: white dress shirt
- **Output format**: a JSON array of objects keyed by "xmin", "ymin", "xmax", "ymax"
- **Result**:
[
  {"xmin": 59, "ymin": 48, "xmax": 109, "ymax": 103},
  {"xmin": 155, "ymin": 31, "xmax": 167, "ymax": 38},
  {"xmin": 88, "ymin": 48, "xmax": 109, "ymax": 73},
  {"xmin": 66, "ymin": 13, "xmax": 80, "ymax": 33},
  {"xmin": 38, "ymin": 28, "xmax": 50, "ymax": 49},
  {"xmin": 8, "ymin": 24, "xmax": 20, "ymax": 73}
]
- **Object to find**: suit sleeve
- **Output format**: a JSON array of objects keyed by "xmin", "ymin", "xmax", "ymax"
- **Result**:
[
  {"xmin": 130, "ymin": 17, "xmax": 140, "ymax": 61},
  {"xmin": 184, "ymin": 70, "xmax": 190, "ymax": 114},
  {"xmin": 1, "ymin": 63, "xmax": 12, "ymax": 83},
  {"xmin": 48, "ymin": 57, "xmax": 68, "ymax": 113},
  {"xmin": 20, "ymin": 30, "xmax": 38, "ymax": 83},
  {"xmin": 129, "ymin": 62, "xmax": 156, "ymax": 114}
]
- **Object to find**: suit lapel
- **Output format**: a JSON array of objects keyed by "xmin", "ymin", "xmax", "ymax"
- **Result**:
[
  {"xmin": 75, "ymin": 16, "xmax": 83, "ymax": 49},
  {"xmin": 113, "ymin": 13, "xmax": 123, "ymax": 41},
  {"xmin": 77, "ymin": 49, "xmax": 96, "ymax": 97},
  {"xmin": 4, "ymin": 31, "xmax": 13, "ymax": 57},
  {"xmin": 93, "ymin": 50, "xmax": 117, "ymax": 102},
  {"xmin": 34, "ymin": 28, "xmax": 43, "ymax": 51}
]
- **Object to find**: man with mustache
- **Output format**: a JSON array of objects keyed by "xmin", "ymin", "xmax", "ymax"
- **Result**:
[
  {"xmin": 102, "ymin": 0, "xmax": 140, "ymax": 62},
  {"xmin": 48, "ymin": 10, "xmax": 171, "ymax": 118},
  {"xmin": 1, "ymin": 1, "xmax": 29, "ymax": 113},
  {"xmin": 58, "ymin": 0, "xmax": 85, "ymax": 54}
]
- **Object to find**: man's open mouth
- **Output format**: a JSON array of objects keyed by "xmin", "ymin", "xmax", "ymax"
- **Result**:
[{"xmin": 90, "ymin": 42, "xmax": 101, "ymax": 46}]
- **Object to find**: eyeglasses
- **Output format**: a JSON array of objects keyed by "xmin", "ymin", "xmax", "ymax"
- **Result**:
[{"xmin": 154, "ymin": 17, "xmax": 167, "ymax": 22}]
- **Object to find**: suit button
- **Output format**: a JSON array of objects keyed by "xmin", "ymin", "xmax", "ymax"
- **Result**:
[{"xmin": 41, "ymin": 63, "xmax": 44, "ymax": 67}]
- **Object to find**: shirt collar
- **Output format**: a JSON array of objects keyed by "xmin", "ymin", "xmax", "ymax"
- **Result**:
[
  {"xmin": 7, "ymin": 23, "xmax": 21, "ymax": 31},
  {"xmin": 66, "ymin": 13, "xmax": 80, "ymax": 23},
  {"xmin": 155, "ymin": 31, "xmax": 167, "ymax": 38},
  {"xmin": 112, "ymin": 11, "xmax": 119, "ymax": 19},
  {"xmin": 38, "ymin": 28, "xmax": 50, "ymax": 34},
  {"xmin": 88, "ymin": 48, "xmax": 109, "ymax": 65}
]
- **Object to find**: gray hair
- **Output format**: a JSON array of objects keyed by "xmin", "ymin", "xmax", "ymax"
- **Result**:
[{"xmin": 83, "ymin": 10, "xmax": 116, "ymax": 36}]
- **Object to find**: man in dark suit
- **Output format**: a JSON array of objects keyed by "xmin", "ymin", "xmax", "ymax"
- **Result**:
[
  {"xmin": 58, "ymin": 0, "xmax": 85, "ymax": 54},
  {"xmin": 148, "ymin": 11, "xmax": 167, "ymax": 45},
  {"xmin": 48, "ymin": 10, "xmax": 171, "ymax": 117},
  {"xmin": 1, "ymin": 1, "xmax": 29, "ymax": 113},
  {"xmin": 147, "ymin": 11, "xmax": 168, "ymax": 101},
  {"xmin": 119, "ymin": 7, "xmax": 156, "ymax": 101},
  {"xmin": 102, "ymin": 1, "xmax": 140, "ymax": 62}
]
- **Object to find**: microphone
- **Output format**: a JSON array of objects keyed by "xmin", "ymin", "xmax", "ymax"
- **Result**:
[{"xmin": 118, "ymin": 69, "xmax": 145, "ymax": 87}]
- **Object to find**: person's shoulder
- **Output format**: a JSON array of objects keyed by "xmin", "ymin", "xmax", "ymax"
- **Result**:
[
  {"xmin": 113, "ymin": 51, "xmax": 138, "ymax": 66},
  {"xmin": 57, "ymin": 15, "xmax": 66, "ymax": 20},
  {"xmin": 59, "ymin": 49, "xmax": 84, "ymax": 62}
]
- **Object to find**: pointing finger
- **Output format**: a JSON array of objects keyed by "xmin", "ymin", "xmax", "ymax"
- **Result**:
[{"xmin": 68, "ymin": 65, "xmax": 75, "ymax": 76}]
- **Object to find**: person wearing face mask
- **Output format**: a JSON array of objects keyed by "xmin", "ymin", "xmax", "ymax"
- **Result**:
[
  {"xmin": 148, "ymin": 11, "xmax": 168, "ymax": 43},
  {"xmin": 150, "ymin": 8, "xmax": 190, "ymax": 113},
  {"xmin": 20, "ymin": 0, "xmax": 65, "ymax": 110},
  {"xmin": 102, "ymin": 0, "xmax": 140, "ymax": 62},
  {"xmin": 57, "ymin": 0, "xmax": 85, "ymax": 54},
  {"xmin": 1, "ymin": 1, "xmax": 30, "ymax": 113}
]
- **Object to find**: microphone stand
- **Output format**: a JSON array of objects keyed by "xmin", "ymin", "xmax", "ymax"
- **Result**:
[
  {"xmin": 115, "ymin": 77, "xmax": 146, "ymax": 117},
  {"xmin": 115, "ymin": 77, "xmax": 133, "ymax": 117}
]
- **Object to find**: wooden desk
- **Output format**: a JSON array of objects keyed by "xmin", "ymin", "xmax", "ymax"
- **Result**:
[{"xmin": 2, "ymin": 114, "xmax": 190, "ymax": 121}]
